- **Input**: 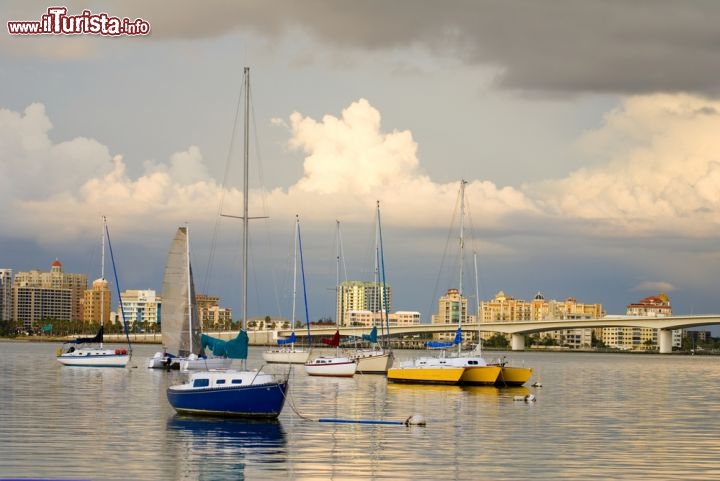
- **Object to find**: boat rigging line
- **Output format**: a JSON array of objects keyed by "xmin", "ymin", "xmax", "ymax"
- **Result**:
[{"xmin": 280, "ymin": 368, "xmax": 426, "ymax": 426}]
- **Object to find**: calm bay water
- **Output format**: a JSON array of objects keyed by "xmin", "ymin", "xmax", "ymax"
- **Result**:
[{"xmin": 2, "ymin": 341, "xmax": 720, "ymax": 480}]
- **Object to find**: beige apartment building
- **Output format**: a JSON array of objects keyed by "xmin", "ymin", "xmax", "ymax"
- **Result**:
[
  {"xmin": 346, "ymin": 309, "xmax": 421, "ymax": 328},
  {"xmin": 480, "ymin": 291, "xmax": 603, "ymax": 349},
  {"xmin": 600, "ymin": 293, "xmax": 680, "ymax": 350},
  {"xmin": 82, "ymin": 277, "xmax": 111, "ymax": 324},
  {"xmin": 196, "ymin": 294, "xmax": 233, "ymax": 329},
  {"xmin": 13, "ymin": 260, "xmax": 88, "ymax": 327}
]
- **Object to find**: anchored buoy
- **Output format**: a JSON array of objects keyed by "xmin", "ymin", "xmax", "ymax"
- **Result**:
[
  {"xmin": 514, "ymin": 394, "xmax": 536, "ymax": 403},
  {"xmin": 405, "ymin": 414, "xmax": 426, "ymax": 426}
]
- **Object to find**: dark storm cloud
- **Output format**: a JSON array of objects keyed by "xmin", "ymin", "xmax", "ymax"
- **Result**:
[{"xmin": 112, "ymin": 0, "xmax": 720, "ymax": 95}]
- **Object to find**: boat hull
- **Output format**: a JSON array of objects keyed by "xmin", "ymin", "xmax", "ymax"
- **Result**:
[
  {"xmin": 458, "ymin": 366, "xmax": 502, "ymax": 385},
  {"xmin": 386, "ymin": 366, "xmax": 465, "ymax": 384},
  {"xmin": 57, "ymin": 349, "xmax": 130, "ymax": 368},
  {"xmin": 167, "ymin": 374, "xmax": 288, "ymax": 418},
  {"xmin": 262, "ymin": 349, "xmax": 310, "ymax": 364},
  {"xmin": 354, "ymin": 350, "xmax": 393, "ymax": 374},
  {"xmin": 495, "ymin": 366, "xmax": 533, "ymax": 386},
  {"xmin": 304, "ymin": 357, "xmax": 357, "ymax": 377}
]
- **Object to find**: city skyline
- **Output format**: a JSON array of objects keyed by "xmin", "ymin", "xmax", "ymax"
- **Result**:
[{"xmin": 3, "ymin": 3, "xmax": 720, "ymax": 334}]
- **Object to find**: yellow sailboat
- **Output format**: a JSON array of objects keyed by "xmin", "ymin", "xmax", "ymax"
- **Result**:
[{"xmin": 387, "ymin": 181, "xmax": 502, "ymax": 386}]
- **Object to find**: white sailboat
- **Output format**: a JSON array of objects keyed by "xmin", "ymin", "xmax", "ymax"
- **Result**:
[
  {"xmin": 148, "ymin": 225, "xmax": 232, "ymax": 370},
  {"xmin": 57, "ymin": 216, "xmax": 131, "ymax": 368},
  {"xmin": 304, "ymin": 329, "xmax": 357, "ymax": 377},
  {"xmin": 262, "ymin": 216, "xmax": 310, "ymax": 364},
  {"xmin": 347, "ymin": 204, "xmax": 393, "ymax": 374}
]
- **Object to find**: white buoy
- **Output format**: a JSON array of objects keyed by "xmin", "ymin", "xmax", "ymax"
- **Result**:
[
  {"xmin": 514, "ymin": 394, "xmax": 536, "ymax": 402},
  {"xmin": 405, "ymin": 414, "xmax": 427, "ymax": 426}
]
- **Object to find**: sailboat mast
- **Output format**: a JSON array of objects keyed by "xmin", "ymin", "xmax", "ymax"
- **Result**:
[
  {"xmin": 458, "ymin": 180, "xmax": 467, "ymax": 354},
  {"xmin": 185, "ymin": 224, "xmax": 193, "ymax": 355},
  {"xmin": 474, "ymin": 251, "xmax": 482, "ymax": 353},
  {"xmin": 374, "ymin": 204, "xmax": 381, "ymax": 332},
  {"xmin": 100, "ymin": 215, "xmax": 106, "ymax": 348},
  {"xmin": 336, "ymin": 220, "xmax": 341, "ymax": 327},
  {"xmin": 292, "ymin": 216, "xmax": 299, "ymax": 342},
  {"xmin": 376, "ymin": 201, "xmax": 391, "ymax": 345},
  {"xmin": 242, "ymin": 66, "xmax": 250, "ymax": 331}
]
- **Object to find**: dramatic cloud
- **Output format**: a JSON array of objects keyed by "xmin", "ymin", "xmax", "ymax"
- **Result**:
[
  {"xmin": 531, "ymin": 94, "xmax": 720, "ymax": 236},
  {"xmin": 6, "ymin": 1, "xmax": 715, "ymax": 95}
]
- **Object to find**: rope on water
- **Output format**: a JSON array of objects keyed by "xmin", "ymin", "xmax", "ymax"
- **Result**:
[{"xmin": 281, "ymin": 367, "xmax": 426, "ymax": 426}]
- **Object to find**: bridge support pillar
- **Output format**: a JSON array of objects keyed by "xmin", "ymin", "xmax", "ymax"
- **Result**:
[
  {"xmin": 511, "ymin": 334, "xmax": 526, "ymax": 351},
  {"xmin": 658, "ymin": 329, "xmax": 673, "ymax": 354}
]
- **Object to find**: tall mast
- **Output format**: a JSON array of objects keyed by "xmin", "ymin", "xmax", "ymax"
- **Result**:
[
  {"xmin": 474, "ymin": 251, "xmax": 482, "ymax": 354},
  {"xmin": 458, "ymin": 180, "xmax": 467, "ymax": 353},
  {"xmin": 185, "ymin": 223, "xmax": 193, "ymax": 354},
  {"xmin": 242, "ymin": 66, "xmax": 250, "ymax": 331},
  {"xmin": 100, "ymin": 215, "xmax": 106, "ymax": 347},
  {"xmin": 292, "ymin": 216, "xmax": 299, "ymax": 336},
  {"xmin": 336, "ymin": 220, "xmax": 341, "ymax": 327}
]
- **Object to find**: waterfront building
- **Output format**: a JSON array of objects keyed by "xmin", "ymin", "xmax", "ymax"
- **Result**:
[
  {"xmin": 336, "ymin": 280, "xmax": 391, "ymax": 327},
  {"xmin": 430, "ymin": 288, "xmax": 477, "ymax": 343},
  {"xmin": 345, "ymin": 309, "xmax": 420, "ymax": 328},
  {"xmin": 480, "ymin": 291, "xmax": 602, "ymax": 349},
  {"xmin": 81, "ymin": 277, "xmax": 111, "ymax": 324},
  {"xmin": 600, "ymin": 293, "xmax": 679, "ymax": 350},
  {"xmin": 196, "ymin": 294, "xmax": 232, "ymax": 329},
  {"xmin": 0, "ymin": 269, "xmax": 12, "ymax": 322},
  {"xmin": 12, "ymin": 260, "xmax": 88, "ymax": 328},
  {"xmin": 119, "ymin": 289, "xmax": 160, "ymax": 329}
]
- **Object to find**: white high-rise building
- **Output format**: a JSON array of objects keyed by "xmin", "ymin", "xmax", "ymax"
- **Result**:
[
  {"xmin": 0, "ymin": 269, "xmax": 12, "ymax": 322},
  {"xmin": 336, "ymin": 281, "xmax": 391, "ymax": 327},
  {"xmin": 119, "ymin": 289, "xmax": 160, "ymax": 328}
]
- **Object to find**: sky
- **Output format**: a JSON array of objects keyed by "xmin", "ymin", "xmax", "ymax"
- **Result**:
[{"xmin": 3, "ymin": 1, "xmax": 720, "ymax": 332}]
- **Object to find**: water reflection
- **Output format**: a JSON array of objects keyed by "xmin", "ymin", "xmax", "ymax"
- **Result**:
[{"xmin": 166, "ymin": 416, "xmax": 288, "ymax": 481}]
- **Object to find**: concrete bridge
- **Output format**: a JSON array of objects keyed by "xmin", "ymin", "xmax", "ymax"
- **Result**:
[{"xmin": 276, "ymin": 314, "xmax": 720, "ymax": 354}]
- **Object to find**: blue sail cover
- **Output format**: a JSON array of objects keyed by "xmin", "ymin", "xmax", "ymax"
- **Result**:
[
  {"xmin": 276, "ymin": 332, "xmax": 296, "ymax": 346},
  {"xmin": 201, "ymin": 330, "xmax": 249, "ymax": 359},
  {"xmin": 426, "ymin": 328, "xmax": 462, "ymax": 349},
  {"xmin": 70, "ymin": 326, "xmax": 104, "ymax": 344},
  {"xmin": 361, "ymin": 326, "xmax": 377, "ymax": 343}
]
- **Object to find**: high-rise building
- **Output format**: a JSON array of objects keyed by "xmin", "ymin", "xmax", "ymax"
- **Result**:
[
  {"xmin": 13, "ymin": 260, "xmax": 88, "ymax": 328},
  {"xmin": 119, "ymin": 289, "xmax": 160, "ymax": 328},
  {"xmin": 431, "ymin": 288, "xmax": 471, "ymax": 325},
  {"xmin": 82, "ymin": 277, "xmax": 111, "ymax": 324},
  {"xmin": 336, "ymin": 281, "xmax": 391, "ymax": 327},
  {"xmin": 0, "ymin": 269, "xmax": 12, "ymax": 322}
]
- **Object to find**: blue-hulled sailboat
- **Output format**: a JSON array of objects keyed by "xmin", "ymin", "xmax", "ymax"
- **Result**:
[{"xmin": 166, "ymin": 67, "xmax": 288, "ymax": 418}]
